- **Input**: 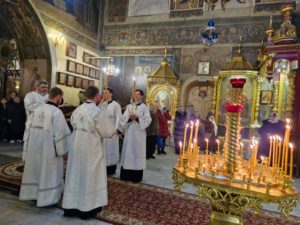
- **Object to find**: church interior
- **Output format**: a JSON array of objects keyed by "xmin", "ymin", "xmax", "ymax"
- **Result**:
[{"xmin": 1, "ymin": 0, "xmax": 300, "ymax": 224}]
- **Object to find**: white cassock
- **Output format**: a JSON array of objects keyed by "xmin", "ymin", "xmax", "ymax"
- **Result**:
[
  {"xmin": 102, "ymin": 100, "xmax": 122, "ymax": 166},
  {"xmin": 120, "ymin": 102, "xmax": 152, "ymax": 170},
  {"xmin": 24, "ymin": 91, "xmax": 48, "ymax": 118},
  {"xmin": 19, "ymin": 103, "xmax": 71, "ymax": 207},
  {"xmin": 62, "ymin": 102, "xmax": 116, "ymax": 212}
]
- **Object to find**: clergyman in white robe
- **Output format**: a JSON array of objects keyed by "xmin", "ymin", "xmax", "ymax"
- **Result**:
[
  {"xmin": 119, "ymin": 89, "xmax": 151, "ymax": 183},
  {"xmin": 101, "ymin": 89, "xmax": 123, "ymax": 175},
  {"xmin": 62, "ymin": 99, "xmax": 116, "ymax": 219},
  {"xmin": 24, "ymin": 80, "xmax": 49, "ymax": 118},
  {"xmin": 20, "ymin": 97, "xmax": 71, "ymax": 207}
]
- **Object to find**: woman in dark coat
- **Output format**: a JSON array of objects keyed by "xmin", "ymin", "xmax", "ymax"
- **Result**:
[
  {"xmin": 173, "ymin": 106, "xmax": 187, "ymax": 154},
  {"xmin": 258, "ymin": 112, "xmax": 285, "ymax": 159},
  {"xmin": 7, "ymin": 96, "xmax": 26, "ymax": 142},
  {"xmin": 157, "ymin": 106, "xmax": 172, "ymax": 154}
]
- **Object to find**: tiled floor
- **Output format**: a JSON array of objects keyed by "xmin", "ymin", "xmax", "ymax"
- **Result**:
[{"xmin": 0, "ymin": 143, "xmax": 299, "ymax": 225}]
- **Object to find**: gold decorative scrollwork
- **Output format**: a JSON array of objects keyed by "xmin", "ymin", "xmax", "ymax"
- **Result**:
[
  {"xmin": 197, "ymin": 185, "xmax": 262, "ymax": 216},
  {"xmin": 172, "ymin": 170, "xmax": 185, "ymax": 192},
  {"xmin": 278, "ymin": 198, "xmax": 298, "ymax": 217}
]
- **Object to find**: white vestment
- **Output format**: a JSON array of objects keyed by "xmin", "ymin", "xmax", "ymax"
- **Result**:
[
  {"xmin": 62, "ymin": 102, "xmax": 116, "ymax": 211},
  {"xmin": 19, "ymin": 103, "xmax": 71, "ymax": 207},
  {"xmin": 102, "ymin": 100, "xmax": 122, "ymax": 166},
  {"xmin": 24, "ymin": 91, "xmax": 48, "ymax": 118},
  {"xmin": 120, "ymin": 102, "xmax": 151, "ymax": 170}
]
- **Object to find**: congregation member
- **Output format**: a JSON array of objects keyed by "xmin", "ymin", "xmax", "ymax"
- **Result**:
[
  {"xmin": 119, "ymin": 89, "xmax": 151, "ymax": 183},
  {"xmin": 19, "ymin": 87, "xmax": 71, "ymax": 207},
  {"xmin": 63, "ymin": 86, "xmax": 116, "ymax": 219},
  {"xmin": 173, "ymin": 105, "xmax": 186, "ymax": 154},
  {"xmin": 204, "ymin": 112, "xmax": 218, "ymax": 152},
  {"xmin": 102, "ymin": 88, "xmax": 123, "ymax": 175},
  {"xmin": 146, "ymin": 104, "xmax": 159, "ymax": 159},
  {"xmin": 258, "ymin": 112, "xmax": 285, "ymax": 158},
  {"xmin": 7, "ymin": 96, "xmax": 26, "ymax": 143},
  {"xmin": 24, "ymin": 80, "xmax": 48, "ymax": 117},
  {"xmin": 0, "ymin": 97, "xmax": 8, "ymax": 142},
  {"xmin": 157, "ymin": 106, "xmax": 172, "ymax": 154}
]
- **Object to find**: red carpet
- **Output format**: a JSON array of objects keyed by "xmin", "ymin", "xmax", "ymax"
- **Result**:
[{"xmin": 0, "ymin": 159, "xmax": 212, "ymax": 225}]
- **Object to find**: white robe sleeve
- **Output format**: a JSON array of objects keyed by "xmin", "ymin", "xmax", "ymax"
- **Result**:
[
  {"xmin": 114, "ymin": 103, "xmax": 123, "ymax": 132},
  {"xmin": 119, "ymin": 105, "xmax": 130, "ymax": 130},
  {"xmin": 52, "ymin": 110, "xmax": 72, "ymax": 156},
  {"xmin": 136, "ymin": 105, "xmax": 152, "ymax": 130},
  {"xmin": 95, "ymin": 111, "xmax": 116, "ymax": 139}
]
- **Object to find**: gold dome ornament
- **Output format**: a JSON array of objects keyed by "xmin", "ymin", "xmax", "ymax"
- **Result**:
[{"xmin": 273, "ymin": 2, "xmax": 297, "ymax": 44}]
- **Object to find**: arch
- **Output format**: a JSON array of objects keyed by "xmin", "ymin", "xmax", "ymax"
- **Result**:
[{"xmin": 0, "ymin": 0, "xmax": 52, "ymax": 96}]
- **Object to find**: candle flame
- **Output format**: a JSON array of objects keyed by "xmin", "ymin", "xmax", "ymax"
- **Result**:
[
  {"xmin": 289, "ymin": 143, "xmax": 293, "ymax": 149},
  {"xmin": 185, "ymin": 124, "xmax": 189, "ymax": 128},
  {"xmin": 179, "ymin": 141, "xmax": 182, "ymax": 147},
  {"xmin": 132, "ymin": 76, "xmax": 136, "ymax": 81},
  {"xmin": 286, "ymin": 125, "xmax": 290, "ymax": 129},
  {"xmin": 191, "ymin": 143, "xmax": 194, "ymax": 148},
  {"xmin": 196, "ymin": 119, "xmax": 199, "ymax": 125},
  {"xmin": 193, "ymin": 138, "xmax": 196, "ymax": 143},
  {"xmin": 190, "ymin": 121, "xmax": 194, "ymax": 126},
  {"xmin": 240, "ymin": 142, "xmax": 243, "ymax": 147},
  {"xmin": 286, "ymin": 118, "xmax": 290, "ymax": 124},
  {"xmin": 250, "ymin": 144, "xmax": 253, "ymax": 149},
  {"xmin": 269, "ymin": 136, "xmax": 273, "ymax": 140},
  {"xmin": 216, "ymin": 139, "xmax": 219, "ymax": 144},
  {"xmin": 205, "ymin": 138, "xmax": 208, "ymax": 142},
  {"xmin": 261, "ymin": 156, "xmax": 264, "ymax": 160}
]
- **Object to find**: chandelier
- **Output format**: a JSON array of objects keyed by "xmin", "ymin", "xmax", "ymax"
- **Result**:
[
  {"xmin": 102, "ymin": 58, "xmax": 120, "ymax": 76},
  {"xmin": 201, "ymin": 19, "xmax": 219, "ymax": 45}
]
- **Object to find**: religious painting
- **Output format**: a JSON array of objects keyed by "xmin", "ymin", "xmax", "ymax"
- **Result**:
[
  {"xmin": 83, "ymin": 52, "xmax": 91, "ymax": 64},
  {"xmin": 96, "ymin": 59, "xmax": 101, "ymax": 68},
  {"xmin": 95, "ymin": 70, "xmax": 101, "ymax": 79},
  {"xmin": 76, "ymin": 63, "xmax": 83, "ymax": 75},
  {"xmin": 88, "ymin": 80, "xmax": 95, "ymax": 87},
  {"xmin": 260, "ymin": 90, "xmax": 272, "ymax": 105},
  {"xmin": 56, "ymin": 72, "xmax": 66, "ymax": 85},
  {"xmin": 170, "ymin": 0, "xmax": 203, "ymax": 11},
  {"xmin": 154, "ymin": 89, "xmax": 173, "ymax": 112},
  {"xmin": 91, "ymin": 58, "xmax": 97, "ymax": 67},
  {"xmin": 74, "ymin": 76, "xmax": 82, "ymax": 88},
  {"xmin": 108, "ymin": 0, "xmax": 127, "ymax": 22},
  {"xmin": 89, "ymin": 68, "xmax": 96, "ymax": 78},
  {"xmin": 108, "ymin": 55, "xmax": 175, "ymax": 107},
  {"xmin": 67, "ymin": 60, "xmax": 76, "ymax": 73},
  {"xmin": 188, "ymin": 85, "xmax": 212, "ymax": 119},
  {"xmin": 66, "ymin": 74, "xmax": 75, "ymax": 87},
  {"xmin": 66, "ymin": 42, "xmax": 77, "ymax": 58},
  {"xmin": 83, "ymin": 66, "xmax": 90, "ymax": 76},
  {"xmin": 198, "ymin": 62, "xmax": 210, "ymax": 75},
  {"xmin": 81, "ymin": 79, "xmax": 89, "ymax": 89}
]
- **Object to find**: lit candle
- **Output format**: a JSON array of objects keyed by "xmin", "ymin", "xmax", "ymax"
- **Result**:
[
  {"xmin": 179, "ymin": 141, "xmax": 183, "ymax": 157},
  {"xmin": 194, "ymin": 120, "xmax": 199, "ymax": 145},
  {"xmin": 183, "ymin": 124, "xmax": 189, "ymax": 158},
  {"xmin": 277, "ymin": 137, "xmax": 282, "ymax": 169},
  {"xmin": 193, "ymin": 138, "xmax": 198, "ymax": 162},
  {"xmin": 268, "ymin": 136, "xmax": 273, "ymax": 167},
  {"xmin": 205, "ymin": 138, "xmax": 209, "ymax": 155},
  {"xmin": 188, "ymin": 121, "xmax": 194, "ymax": 156},
  {"xmin": 216, "ymin": 139, "xmax": 220, "ymax": 154},
  {"xmin": 240, "ymin": 142, "xmax": 244, "ymax": 157},
  {"xmin": 274, "ymin": 136, "xmax": 278, "ymax": 169},
  {"xmin": 260, "ymin": 156, "xmax": 264, "ymax": 177},
  {"xmin": 284, "ymin": 125, "xmax": 291, "ymax": 174},
  {"xmin": 289, "ymin": 143, "xmax": 293, "ymax": 179},
  {"xmin": 272, "ymin": 136, "xmax": 276, "ymax": 167}
]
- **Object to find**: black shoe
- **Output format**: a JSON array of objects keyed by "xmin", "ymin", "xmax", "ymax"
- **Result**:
[
  {"xmin": 150, "ymin": 155, "xmax": 156, "ymax": 159},
  {"xmin": 161, "ymin": 150, "xmax": 167, "ymax": 155}
]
